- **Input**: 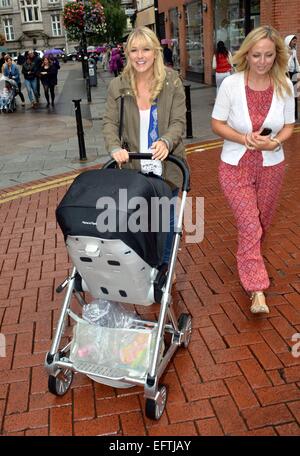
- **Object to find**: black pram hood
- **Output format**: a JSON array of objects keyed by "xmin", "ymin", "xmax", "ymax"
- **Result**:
[{"xmin": 56, "ymin": 168, "xmax": 174, "ymax": 267}]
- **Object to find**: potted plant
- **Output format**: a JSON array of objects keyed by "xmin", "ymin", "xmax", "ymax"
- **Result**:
[{"xmin": 63, "ymin": 0, "xmax": 106, "ymax": 42}]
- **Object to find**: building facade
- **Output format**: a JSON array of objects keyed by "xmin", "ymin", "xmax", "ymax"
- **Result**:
[
  {"xmin": 158, "ymin": 0, "xmax": 300, "ymax": 83},
  {"xmin": 135, "ymin": 0, "xmax": 155, "ymax": 29},
  {"xmin": 0, "ymin": 0, "xmax": 69, "ymax": 57}
]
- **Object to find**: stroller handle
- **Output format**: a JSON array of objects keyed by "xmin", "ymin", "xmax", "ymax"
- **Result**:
[{"xmin": 103, "ymin": 152, "xmax": 190, "ymax": 193}]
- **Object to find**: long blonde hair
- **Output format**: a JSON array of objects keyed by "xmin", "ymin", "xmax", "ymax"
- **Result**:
[
  {"xmin": 232, "ymin": 25, "xmax": 292, "ymax": 98},
  {"xmin": 123, "ymin": 26, "xmax": 166, "ymax": 103}
]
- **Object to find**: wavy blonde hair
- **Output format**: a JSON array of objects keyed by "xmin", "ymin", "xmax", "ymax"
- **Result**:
[
  {"xmin": 232, "ymin": 25, "xmax": 292, "ymax": 98},
  {"xmin": 123, "ymin": 26, "xmax": 166, "ymax": 103}
]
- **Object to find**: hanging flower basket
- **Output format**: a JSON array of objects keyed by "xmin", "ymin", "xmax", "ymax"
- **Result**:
[
  {"xmin": 0, "ymin": 33, "xmax": 6, "ymax": 46},
  {"xmin": 63, "ymin": 0, "xmax": 106, "ymax": 42}
]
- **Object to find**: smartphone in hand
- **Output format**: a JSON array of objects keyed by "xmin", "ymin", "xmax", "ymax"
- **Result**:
[{"xmin": 260, "ymin": 128, "xmax": 272, "ymax": 136}]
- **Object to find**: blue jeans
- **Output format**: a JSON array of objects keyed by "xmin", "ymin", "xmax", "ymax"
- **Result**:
[
  {"xmin": 24, "ymin": 78, "xmax": 38, "ymax": 103},
  {"xmin": 162, "ymin": 187, "xmax": 179, "ymax": 264}
]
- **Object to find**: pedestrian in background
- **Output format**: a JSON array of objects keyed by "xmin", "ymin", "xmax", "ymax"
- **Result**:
[
  {"xmin": 39, "ymin": 56, "xmax": 57, "ymax": 107},
  {"xmin": 0, "ymin": 52, "xmax": 6, "ymax": 73},
  {"xmin": 285, "ymin": 34, "xmax": 299, "ymax": 119},
  {"xmin": 109, "ymin": 48, "xmax": 123, "ymax": 77},
  {"xmin": 22, "ymin": 51, "xmax": 39, "ymax": 108},
  {"xmin": 172, "ymin": 40, "xmax": 179, "ymax": 68},
  {"xmin": 3, "ymin": 54, "xmax": 25, "ymax": 107},
  {"xmin": 17, "ymin": 52, "xmax": 25, "ymax": 66},
  {"xmin": 31, "ymin": 50, "xmax": 42, "ymax": 100},
  {"xmin": 163, "ymin": 44, "xmax": 173, "ymax": 68},
  {"xmin": 211, "ymin": 25, "xmax": 295, "ymax": 314},
  {"xmin": 102, "ymin": 47, "xmax": 111, "ymax": 71},
  {"xmin": 212, "ymin": 41, "xmax": 232, "ymax": 94},
  {"xmin": 46, "ymin": 53, "xmax": 60, "ymax": 86},
  {"xmin": 103, "ymin": 26, "xmax": 186, "ymax": 269}
]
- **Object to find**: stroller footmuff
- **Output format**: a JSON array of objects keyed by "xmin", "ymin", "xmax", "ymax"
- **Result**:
[{"xmin": 45, "ymin": 154, "xmax": 192, "ymax": 420}]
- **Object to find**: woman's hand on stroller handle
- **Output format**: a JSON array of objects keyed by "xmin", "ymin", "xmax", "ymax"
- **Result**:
[
  {"xmin": 112, "ymin": 149, "xmax": 129, "ymax": 168},
  {"xmin": 151, "ymin": 140, "xmax": 169, "ymax": 161},
  {"xmin": 104, "ymin": 153, "xmax": 191, "ymax": 192}
]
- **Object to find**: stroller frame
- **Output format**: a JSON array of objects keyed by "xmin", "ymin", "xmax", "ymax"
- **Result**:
[
  {"xmin": 0, "ymin": 76, "xmax": 18, "ymax": 113},
  {"xmin": 45, "ymin": 154, "xmax": 191, "ymax": 420}
]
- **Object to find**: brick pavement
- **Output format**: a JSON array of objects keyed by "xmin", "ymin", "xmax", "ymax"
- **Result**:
[{"xmin": 0, "ymin": 132, "xmax": 299, "ymax": 436}]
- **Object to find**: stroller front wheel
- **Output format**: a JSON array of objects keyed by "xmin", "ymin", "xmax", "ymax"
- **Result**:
[
  {"xmin": 48, "ymin": 368, "xmax": 73, "ymax": 396},
  {"xmin": 145, "ymin": 384, "xmax": 167, "ymax": 420}
]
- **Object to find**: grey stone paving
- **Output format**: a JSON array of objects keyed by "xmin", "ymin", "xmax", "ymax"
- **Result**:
[{"xmin": 2, "ymin": 61, "xmax": 300, "ymax": 190}]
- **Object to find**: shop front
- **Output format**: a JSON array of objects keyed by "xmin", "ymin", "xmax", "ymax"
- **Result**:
[
  {"xmin": 214, "ymin": 0, "xmax": 260, "ymax": 53},
  {"xmin": 166, "ymin": 1, "xmax": 204, "ymax": 81}
]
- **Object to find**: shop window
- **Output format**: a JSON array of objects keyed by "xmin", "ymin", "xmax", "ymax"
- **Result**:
[
  {"xmin": 169, "ymin": 8, "xmax": 180, "ymax": 70},
  {"xmin": 185, "ymin": 0, "xmax": 204, "ymax": 76},
  {"xmin": 214, "ymin": 0, "xmax": 260, "ymax": 53}
]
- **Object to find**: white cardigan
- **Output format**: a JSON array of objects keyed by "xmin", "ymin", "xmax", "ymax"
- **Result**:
[{"xmin": 212, "ymin": 71, "xmax": 295, "ymax": 166}]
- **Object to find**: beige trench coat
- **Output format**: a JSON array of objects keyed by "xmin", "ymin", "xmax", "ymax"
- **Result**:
[{"xmin": 103, "ymin": 68, "xmax": 187, "ymax": 189}]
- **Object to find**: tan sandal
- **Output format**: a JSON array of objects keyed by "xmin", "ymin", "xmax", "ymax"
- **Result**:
[{"xmin": 250, "ymin": 291, "xmax": 269, "ymax": 314}]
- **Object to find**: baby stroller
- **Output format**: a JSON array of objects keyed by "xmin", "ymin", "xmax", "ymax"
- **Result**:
[
  {"xmin": 0, "ymin": 76, "xmax": 18, "ymax": 113},
  {"xmin": 45, "ymin": 154, "xmax": 191, "ymax": 420}
]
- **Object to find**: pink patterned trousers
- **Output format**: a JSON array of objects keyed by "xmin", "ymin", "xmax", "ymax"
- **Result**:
[{"xmin": 219, "ymin": 150, "xmax": 285, "ymax": 292}]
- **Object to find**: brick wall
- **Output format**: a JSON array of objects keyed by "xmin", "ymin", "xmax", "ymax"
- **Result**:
[
  {"xmin": 158, "ymin": 0, "xmax": 183, "ymax": 10},
  {"xmin": 260, "ymin": 0, "xmax": 300, "ymax": 62},
  {"xmin": 260, "ymin": 0, "xmax": 300, "ymax": 37}
]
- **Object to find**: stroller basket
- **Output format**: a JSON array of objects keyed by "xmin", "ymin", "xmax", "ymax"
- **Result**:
[
  {"xmin": 46, "ymin": 153, "xmax": 192, "ymax": 421},
  {"xmin": 69, "ymin": 310, "xmax": 157, "ymax": 380}
]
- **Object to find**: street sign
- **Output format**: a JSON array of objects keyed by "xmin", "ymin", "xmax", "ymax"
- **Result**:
[{"xmin": 125, "ymin": 8, "xmax": 136, "ymax": 16}]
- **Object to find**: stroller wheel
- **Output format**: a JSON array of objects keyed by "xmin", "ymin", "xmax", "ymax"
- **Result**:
[
  {"xmin": 48, "ymin": 368, "xmax": 73, "ymax": 396},
  {"xmin": 145, "ymin": 384, "xmax": 167, "ymax": 420},
  {"xmin": 178, "ymin": 313, "xmax": 192, "ymax": 348}
]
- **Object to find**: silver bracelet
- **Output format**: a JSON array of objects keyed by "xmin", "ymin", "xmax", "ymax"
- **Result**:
[
  {"xmin": 244, "ymin": 134, "xmax": 255, "ymax": 150},
  {"xmin": 271, "ymin": 137, "xmax": 282, "ymax": 152}
]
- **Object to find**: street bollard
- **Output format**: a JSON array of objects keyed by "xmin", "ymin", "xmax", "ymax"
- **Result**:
[
  {"xmin": 86, "ymin": 75, "xmax": 92, "ymax": 103},
  {"xmin": 184, "ymin": 84, "xmax": 193, "ymax": 139},
  {"xmin": 72, "ymin": 99, "xmax": 87, "ymax": 162}
]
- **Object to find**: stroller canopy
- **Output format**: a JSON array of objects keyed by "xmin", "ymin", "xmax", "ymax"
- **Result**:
[
  {"xmin": 56, "ymin": 169, "xmax": 174, "ymax": 267},
  {"xmin": 0, "ymin": 76, "xmax": 18, "ymax": 88}
]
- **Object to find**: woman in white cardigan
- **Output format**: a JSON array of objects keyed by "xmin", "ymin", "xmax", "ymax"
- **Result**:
[{"xmin": 211, "ymin": 26, "xmax": 295, "ymax": 314}]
